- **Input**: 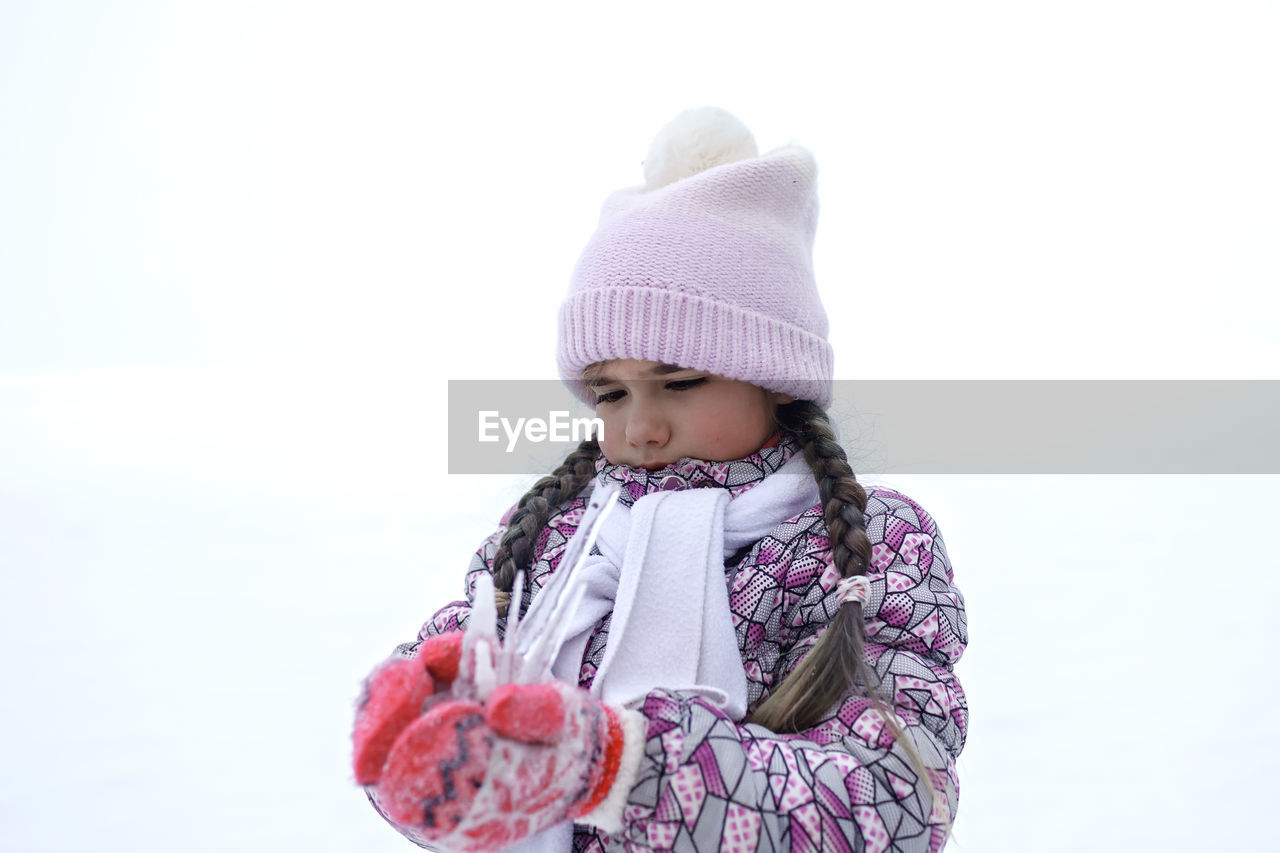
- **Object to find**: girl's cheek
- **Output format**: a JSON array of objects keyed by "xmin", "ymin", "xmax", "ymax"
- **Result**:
[{"xmin": 595, "ymin": 416, "xmax": 621, "ymax": 458}]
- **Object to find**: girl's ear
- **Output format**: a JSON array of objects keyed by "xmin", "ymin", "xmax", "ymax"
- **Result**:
[{"xmin": 770, "ymin": 391, "xmax": 796, "ymax": 406}]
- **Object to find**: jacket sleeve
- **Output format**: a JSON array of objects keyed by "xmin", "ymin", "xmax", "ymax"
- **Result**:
[{"xmin": 608, "ymin": 489, "xmax": 968, "ymax": 853}]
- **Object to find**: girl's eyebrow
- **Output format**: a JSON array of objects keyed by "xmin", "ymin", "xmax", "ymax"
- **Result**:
[
  {"xmin": 649, "ymin": 363, "xmax": 688, "ymax": 376},
  {"xmin": 585, "ymin": 363, "xmax": 688, "ymax": 387}
]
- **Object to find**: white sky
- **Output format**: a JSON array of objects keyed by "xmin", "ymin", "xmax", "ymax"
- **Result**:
[
  {"xmin": 2, "ymin": 0, "xmax": 1277, "ymax": 384},
  {"xmin": 1, "ymin": 2, "xmax": 1278, "ymax": 851}
]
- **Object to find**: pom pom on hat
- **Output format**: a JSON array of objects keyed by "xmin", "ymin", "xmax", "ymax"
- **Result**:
[
  {"xmin": 642, "ymin": 106, "xmax": 759, "ymax": 189},
  {"xmin": 559, "ymin": 107, "xmax": 834, "ymax": 407}
]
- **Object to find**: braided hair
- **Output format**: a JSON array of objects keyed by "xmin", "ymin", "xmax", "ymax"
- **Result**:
[
  {"xmin": 490, "ymin": 438, "xmax": 600, "ymax": 617},
  {"xmin": 747, "ymin": 399, "xmax": 877, "ymax": 733},
  {"xmin": 750, "ymin": 400, "xmax": 949, "ymax": 829}
]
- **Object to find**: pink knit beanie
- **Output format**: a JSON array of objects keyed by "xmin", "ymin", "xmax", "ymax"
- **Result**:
[{"xmin": 557, "ymin": 107, "xmax": 834, "ymax": 408}]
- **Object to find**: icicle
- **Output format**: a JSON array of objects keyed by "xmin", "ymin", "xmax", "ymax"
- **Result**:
[
  {"xmin": 516, "ymin": 487, "xmax": 621, "ymax": 683},
  {"xmin": 458, "ymin": 572, "xmax": 500, "ymax": 702},
  {"xmin": 453, "ymin": 487, "xmax": 620, "ymax": 698},
  {"xmin": 497, "ymin": 570, "xmax": 526, "ymax": 686}
]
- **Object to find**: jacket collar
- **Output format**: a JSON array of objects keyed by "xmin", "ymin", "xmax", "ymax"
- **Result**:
[{"xmin": 594, "ymin": 434, "xmax": 801, "ymax": 507}]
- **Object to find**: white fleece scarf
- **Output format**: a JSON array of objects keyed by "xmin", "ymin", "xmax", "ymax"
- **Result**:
[{"xmin": 509, "ymin": 451, "xmax": 820, "ymax": 852}]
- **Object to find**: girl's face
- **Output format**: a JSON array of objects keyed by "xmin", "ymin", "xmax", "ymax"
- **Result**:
[{"xmin": 585, "ymin": 359, "xmax": 793, "ymax": 470}]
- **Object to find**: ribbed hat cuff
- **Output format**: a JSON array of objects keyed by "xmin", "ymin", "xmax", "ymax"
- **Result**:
[{"xmin": 558, "ymin": 287, "xmax": 834, "ymax": 408}]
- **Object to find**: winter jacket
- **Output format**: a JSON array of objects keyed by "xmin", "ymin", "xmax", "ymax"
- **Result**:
[{"xmin": 384, "ymin": 437, "xmax": 968, "ymax": 852}]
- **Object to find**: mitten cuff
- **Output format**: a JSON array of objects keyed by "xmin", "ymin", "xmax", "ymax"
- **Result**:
[{"xmin": 577, "ymin": 707, "xmax": 646, "ymax": 834}]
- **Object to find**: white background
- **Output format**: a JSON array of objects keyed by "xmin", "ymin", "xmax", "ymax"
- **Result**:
[{"xmin": 1, "ymin": 2, "xmax": 1277, "ymax": 850}]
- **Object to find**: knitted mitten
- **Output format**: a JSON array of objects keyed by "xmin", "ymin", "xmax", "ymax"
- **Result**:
[
  {"xmin": 352, "ymin": 632, "xmax": 465, "ymax": 785},
  {"xmin": 370, "ymin": 680, "xmax": 643, "ymax": 852}
]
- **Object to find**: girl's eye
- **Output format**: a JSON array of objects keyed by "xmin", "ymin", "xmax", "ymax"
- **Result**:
[
  {"xmin": 666, "ymin": 377, "xmax": 707, "ymax": 391},
  {"xmin": 594, "ymin": 389, "xmax": 626, "ymax": 405}
]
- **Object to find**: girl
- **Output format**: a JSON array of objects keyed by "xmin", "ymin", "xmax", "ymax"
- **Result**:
[{"xmin": 352, "ymin": 107, "xmax": 968, "ymax": 853}]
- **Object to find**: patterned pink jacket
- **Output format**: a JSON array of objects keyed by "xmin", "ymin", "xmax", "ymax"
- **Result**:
[{"xmin": 391, "ymin": 437, "xmax": 968, "ymax": 852}]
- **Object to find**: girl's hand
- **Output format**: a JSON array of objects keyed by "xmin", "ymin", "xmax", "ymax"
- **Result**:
[
  {"xmin": 369, "ymin": 680, "xmax": 635, "ymax": 852},
  {"xmin": 352, "ymin": 631, "xmax": 465, "ymax": 785}
]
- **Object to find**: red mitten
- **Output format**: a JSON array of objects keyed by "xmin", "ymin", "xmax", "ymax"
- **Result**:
[
  {"xmin": 352, "ymin": 632, "xmax": 465, "ymax": 785},
  {"xmin": 370, "ymin": 681, "xmax": 643, "ymax": 852}
]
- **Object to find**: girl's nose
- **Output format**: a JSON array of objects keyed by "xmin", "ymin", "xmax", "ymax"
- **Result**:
[{"xmin": 625, "ymin": 407, "xmax": 670, "ymax": 447}]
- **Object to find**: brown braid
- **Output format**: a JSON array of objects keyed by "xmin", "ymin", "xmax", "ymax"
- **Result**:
[
  {"xmin": 491, "ymin": 438, "xmax": 601, "ymax": 616},
  {"xmin": 749, "ymin": 400, "xmax": 949, "ymax": 831},
  {"xmin": 749, "ymin": 400, "xmax": 874, "ymax": 732}
]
